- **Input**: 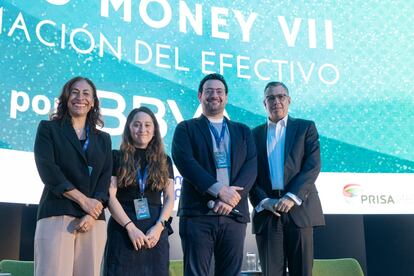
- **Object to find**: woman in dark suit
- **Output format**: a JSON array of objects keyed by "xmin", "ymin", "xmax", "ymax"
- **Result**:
[
  {"xmin": 104, "ymin": 107, "xmax": 174, "ymax": 276},
  {"xmin": 34, "ymin": 76, "xmax": 112, "ymax": 276}
]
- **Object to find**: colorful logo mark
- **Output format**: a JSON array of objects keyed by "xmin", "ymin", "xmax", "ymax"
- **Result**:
[{"xmin": 343, "ymin": 184, "xmax": 361, "ymax": 198}]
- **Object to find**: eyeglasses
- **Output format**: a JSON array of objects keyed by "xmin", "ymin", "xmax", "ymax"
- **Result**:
[
  {"xmin": 265, "ymin": 94, "xmax": 289, "ymax": 102},
  {"xmin": 204, "ymin": 88, "xmax": 225, "ymax": 96}
]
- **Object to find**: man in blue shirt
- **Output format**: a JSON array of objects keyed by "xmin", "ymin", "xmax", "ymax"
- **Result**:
[{"xmin": 250, "ymin": 81, "xmax": 325, "ymax": 276}]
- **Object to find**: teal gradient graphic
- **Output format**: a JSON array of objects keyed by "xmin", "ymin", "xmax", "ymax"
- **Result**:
[{"xmin": 0, "ymin": 0, "xmax": 413, "ymax": 173}]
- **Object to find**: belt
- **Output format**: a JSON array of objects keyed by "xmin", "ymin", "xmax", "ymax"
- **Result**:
[{"xmin": 271, "ymin": 189, "xmax": 283, "ymax": 199}]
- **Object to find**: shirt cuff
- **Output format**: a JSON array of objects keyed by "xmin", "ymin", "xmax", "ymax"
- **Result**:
[
  {"xmin": 207, "ymin": 182, "xmax": 225, "ymax": 197},
  {"xmin": 285, "ymin": 192, "xmax": 302, "ymax": 205},
  {"xmin": 255, "ymin": 198, "xmax": 270, "ymax": 212}
]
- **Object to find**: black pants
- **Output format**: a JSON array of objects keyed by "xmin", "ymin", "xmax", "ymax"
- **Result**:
[
  {"xmin": 256, "ymin": 213, "xmax": 313, "ymax": 276},
  {"xmin": 179, "ymin": 216, "xmax": 246, "ymax": 276}
]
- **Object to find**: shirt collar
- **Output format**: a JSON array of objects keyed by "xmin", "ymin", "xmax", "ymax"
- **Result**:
[
  {"xmin": 207, "ymin": 117, "xmax": 224, "ymax": 124},
  {"xmin": 267, "ymin": 115, "xmax": 288, "ymax": 128}
]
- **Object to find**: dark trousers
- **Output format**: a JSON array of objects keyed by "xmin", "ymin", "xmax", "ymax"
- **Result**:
[
  {"xmin": 255, "ymin": 213, "xmax": 313, "ymax": 276},
  {"xmin": 179, "ymin": 216, "xmax": 247, "ymax": 276}
]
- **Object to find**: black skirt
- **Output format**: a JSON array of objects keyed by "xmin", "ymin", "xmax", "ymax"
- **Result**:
[{"xmin": 104, "ymin": 202, "xmax": 169, "ymax": 276}]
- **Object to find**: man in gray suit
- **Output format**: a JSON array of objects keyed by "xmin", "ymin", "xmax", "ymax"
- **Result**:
[{"xmin": 250, "ymin": 82, "xmax": 325, "ymax": 276}]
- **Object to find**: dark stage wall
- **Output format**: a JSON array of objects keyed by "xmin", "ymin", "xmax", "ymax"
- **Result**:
[{"xmin": 1, "ymin": 203, "xmax": 413, "ymax": 276}]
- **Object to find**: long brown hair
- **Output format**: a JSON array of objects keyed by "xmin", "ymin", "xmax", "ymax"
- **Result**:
[
  {"xmin": 50, "ymin": 76, "xmax": 103, "ymax": 129},
  {"xmin": 117, "ymin": 107, "xmax": 169, "ymax": 191}
]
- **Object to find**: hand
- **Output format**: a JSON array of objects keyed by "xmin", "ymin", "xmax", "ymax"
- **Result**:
[
  {"xmin": 80, "ymin": 198, "xmax": 103, "ymax": 219},
  {"xmin": 212, "ymin": 200, "xmax": 233, "ymax": 215},
  {"xmin": 64, "ymin": 189, "xmax": 103, "ymax": 219},
  {"xmin": 145, "ymin": 223, "xmax": 163, "ymax": 249},
  {"xmin": 275, "ymin": 197, "xmax": 295, "ymax": 213},
  {"xmin": 125, "ymin": 223, "xmax": 150, "ymax": 250},
  {"xmin": 75, "ymin": 215, "xmax": 96, "ymax": 233},
  {"xmin": 218, "ymin": 186, "xmax": 243, "ymax": 207},
  {"xmin": 262, "ymin": 198, "xmax": 281, "ymax": 217}
]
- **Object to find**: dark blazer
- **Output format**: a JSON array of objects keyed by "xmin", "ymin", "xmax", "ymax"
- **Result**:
[
  {"xmin": 250, "ymin": 116, "xmax": 324, "ymax": 233},
  {"xmin": 172, "ymin": 115, "xmax": 257, "ymax": 223},
  {"xmin": 34, "ymin": 119, "xmax": 112, "ymax": 221}
]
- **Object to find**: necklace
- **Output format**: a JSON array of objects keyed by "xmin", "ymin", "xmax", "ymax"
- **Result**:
[{"xmin": 74, "ymin": 127, "xmax": 85, "ymax": 139}]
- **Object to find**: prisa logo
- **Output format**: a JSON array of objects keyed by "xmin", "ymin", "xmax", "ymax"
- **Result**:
[
  {"xmin": 361, "ymin": 195, "xmax": 395, "ymax": 204},
  {"xmin": 343, "ymin": 184, "xmax": 395, "ymax": 204},
  {"xmin": 342, "ymin": 184, "xmax": 361, "ymax": 198}
]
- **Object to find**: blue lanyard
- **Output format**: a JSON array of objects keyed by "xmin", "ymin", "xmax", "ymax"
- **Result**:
[
  {"xmin": 208, "ymin": 120, "xmax": 227, "ymax": 148},
  {"xmin": 82, "ymin": 126, "xmax": 90, "ymax": 152},
  {"xmin": 136, "ymin": 166, "xmax": 149, "ymax": 196}
]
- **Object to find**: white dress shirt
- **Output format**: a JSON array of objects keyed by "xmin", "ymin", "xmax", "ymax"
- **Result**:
[
  {"xmin": 267, "ymin": 116, "xmax": 287, "ymax": 190},
  {"xmin": 256, "ymin": 115, "xmax": 302, "ymax": 212}
]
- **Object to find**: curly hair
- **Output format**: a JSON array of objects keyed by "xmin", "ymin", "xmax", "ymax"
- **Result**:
[
  {"xmin": 50, "ymin": 76, "xmax": 104, "ymax": 129},
  {"xmin": 117, "ymin": 107, "xmax": 169, "ymax": 191}
]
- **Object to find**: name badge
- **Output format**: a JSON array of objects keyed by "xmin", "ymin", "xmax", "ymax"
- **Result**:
[
  {"xmin": 214, "ymin": 151, "xmax": 229, "ymax": 169},
  {"xmin": 133, "ymin": 198, "xmax": 151, "ymax": 220}
]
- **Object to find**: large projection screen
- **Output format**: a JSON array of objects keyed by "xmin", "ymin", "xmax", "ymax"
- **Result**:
[{"xmin": 0, "ymin": 0, "xmax": 413, "ymax": 214}]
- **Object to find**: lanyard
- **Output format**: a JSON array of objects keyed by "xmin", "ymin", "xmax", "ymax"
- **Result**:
[
  {"xmin": 82, "ymin": 126, "xmax": 90, "ymax": 152},
  {"xmin": 136, "ymin": 166, "xmax": 149, "ymax": 197},
  {"xmin": 208, "ymin": 120, "xmax": 227, "ymax": 148}
]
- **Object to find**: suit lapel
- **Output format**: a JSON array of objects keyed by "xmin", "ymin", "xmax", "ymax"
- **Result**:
[
  {"xmin": 284, "ymin": 116, "xmax": 298, "ymax": 158},
  {"xmin": 85, "ymin": 127, "xmax": 96, "ymax": 165},
  {"xmin": 62, "ymin": 119, "xmax": 87, "ymax": 164},
  {"xmin": 258, "ymin": 124, "xmax": 271, "ymax": 183},
  {"xmin": 284, "ymin": 116, "xmax": 298, "ymax": 183},
  {"xmin": 196, "ymin": 115, "xmax": 214, "ymax": 158},
  {"xmin": 226, "ymin": 117, "xmax": 238, "ymax": 182}
]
